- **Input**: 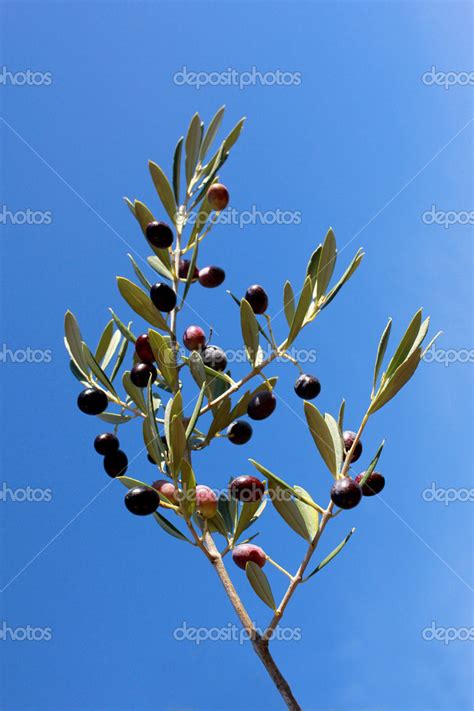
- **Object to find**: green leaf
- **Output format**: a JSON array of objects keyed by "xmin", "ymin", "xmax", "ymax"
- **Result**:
[
  {"xmin": 64, "ymin": 311, "xmax": 89, "ymax": 375},
  {"xmin": 187, "ymin": 196, "xmax": 213, "ymax": 248},
  {"xmin": 117, "ymin": 277, "xmax": 170, "ymax": 332},
  {"xmin": 124, "ymin": 197, "xmax": 136, "ymax": 216},
  {"xmin": 283, "ymin": 281, "xmax": 295, "ymax": 327},
  {"xmin": 153, "ymin": 511, "xmax": 192, "ymax": 543},
  {"xmin": 324, "ymin": 413, "xmax": 344, "ymax": 474},
  {"xmin": 169, "ymin": 414, "xmax": 186, "ymax": 476},
  {"xmin": 185, "ymin": 112, "xmax": 202, "ymax": 187},
  {"xmin": 233, "ymin": 500, "xmax": 266, "ymax": 543},
  {"xmin": 82, "ymin": 343, "xmax": 118, "ymax": 397},
  {"xmin": 185, "ymin": 384, "xmax": 206, "ymax": 440},
  {"xmin": 245, "ymin": 561, "xmax": 276, "ymax": 610},
  {"xmin": 97, "ymin": 412, "xmax": 132, "ymax": 425},
  {"xmin": 385, "ymin": 309, "xmax": 423, "ymax": 379},
  {"xmin": 180, "ymin": 459, "xmax": 196, "ymax": 518},
  {"xmin": 143, "ymin": 379, "xmax": 167, "ymax": 467},
  {"xmin": 286, "ymin": 275, "xmax": 313, "ymax": 346},
  {"xmin": 303, "ymin": 402, "xmax": 337, "ymax": 477},
  {"xmin": 358, "ymin": 440, "xmax": 385, "ymax": 488},
  {"xmin": 222, "ymin": 117, "xmax": 246, "ymax": 154},
  {"xmin": 305, "ymin": 245, "xmax": 322, "ymax": 288},
  {"xmin": 240, "ymin": 298, "xmax": 260, "ymax": 364},
  {"xmin": 337, "ymin": 399, "xmax": 345, "ymax": 433},
  {"xmin": 408, "ymin": 316, "xmax": 430, "ymax": 358},
  {"xmin": 110, "ymin": 334, "xmax": 129, "ymax": 382},
  {"xmin": 218, "ymin": 493, "xmax": 237, "ymax": 535},
  {"xmin": 164, "ymin": 391, "xmax": 183, "ymax": 459},
  {"xmin": 108, "ymin": 309, "xmax": 136, "ymax": 343},
  {"xmin": 293, "ymin": 486, "xmax": 319, "ymax": 540},
  {"xmin": 148, "ymin": 161, "xmax": 177, "ymax": 225},
  {"xmin": 95, "ymin": 320, "xmax": 114, "ymax": 364},
  {"xmin": 268, "ymin": 484, "xmax": 311, "ymax": 541},
  {"xmin": 321, "ymin": 248, "xmax": 364, "ymax": 309},
  {"xmin": 182, "ymin": 240, "xmax": 199, "ymax": 303},
  {"xmin": 316, "ymin": 228, "xmax": 337, "ymax": 301},
  {"xmin": 148, "ymin": 328, "xmax": 177, "ymax": 390},
  {"xmin": 373, "ymin": 318, "xmax": 392, "ymax": 393},
  {"xmin": 305, "ymin": 529, "xmax": 355, "ymax": 580},
  {"xmin": 127, "ymin": 254, "xmax": 151, "ymax": 290},
  {"xmin": 100, "ymin": 330, "xmax": 121, "ymax": 371},
  {"xmin": 199, "ymin": 106, "xmax": 225, "ymax": 161},
  {"xmin": 369, "ymin": 348, "xmax": 422, "ymax": 414},
  {"xmin": 207, "ymin": 398, "xmax": 232, "ymax": 440},
  {"xmin": 172, "ymin": 136, "xmax": 184, "ymax": 204},
  {"xmin": 134, "ymin": 200, "xmax": 172, "ymax": 268},
  {"xmin": 147, "ymin": 255, "xmax": 174, "ymax": 282},
  {"xmin": 122, "ymin": 371, "xmax": 146, "ymax": 413},
  {"xmin": 249, "ymin": 459, "xmax": 324, "ymax": 513}
]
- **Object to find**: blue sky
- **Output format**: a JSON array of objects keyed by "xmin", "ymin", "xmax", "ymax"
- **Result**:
[{"xmin": 0, "ymin": 2, "xmax": 473, "ymax": 710}]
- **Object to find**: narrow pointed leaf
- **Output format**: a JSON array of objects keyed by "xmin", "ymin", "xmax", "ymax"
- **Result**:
[
  {"xmin": 122, "ymin": 371, "xmax": 146, "ymax": 413},
  {"xmin": 322, "ymin": 248, "xmax": 364, "ymax": 309},
  {"xmin": 148, "ymin": 329, "xmax": 177, "ymax": 390},
  {"xmin": 110, "ymin": 334, "xmax": 129, "ymax": 382},
  {"xmin": 373, "ymin": 318, "xmax": 392, "ymax": 392},
  {"xmin": 153, "ymin": 511, "xmax": 192, "ymax": 543},
  {"xmin": 134, "ymin": 200, "xmax": 171, "ymax": 268},
  {"xmin": 233, "ymin": 499, "xmax": 266, "ymax": 543},
  {"xmin": 269, "ymin": 484, "xmax": 311, "ymax": 541},
  {"xmin": 293, "ymin": 486, "xmax": 319, "ymax": 540},
  {"xmin": 172, "ymin": 136, "xmax": 184, "ymax": 204},
  {"xmin": 287, "ymin": 275, "xmax": 313, "ymax": 346},
  {"xmin": 83, "ymin": 343, "xmax": 118, "ymax": 397},
  {"xmin": 64, "ymin": 311, "xmax": 89, "ymax": 374},
  {"xmin": 95, "ymin": 320, "xmax": 114, "ymax": 364},
  {"xmin": 316, "ymin": 228, "xmax": 337, "ymax": 300},
  {"xmin": 385, "ymin": 309, "xmax": 423, "ymax": 379},
  {"xmin": 283, "ymin": 281, "xmax": 295, "ymax": 327},
  {"xmin": 369, "ymin": 348, "xmax": 422, "ymax": 414},
  {"xmin": 249, "ymin": 459, "xmax": 324, "ymax": 513},
  {"xmin": 324, "ymin": 413, "xmax": 344, "ymax": 473},
  {"xmin": 359, "ymin": 440, "xmax": 385, "ymax": 488},
  {"xmin": 185, "ymin": 384, "xmax": 206, "ymax": 439},
  {"xmin": 148, "ymin": 161, "xmax": 177, "ymax": 225},
  {"xmin": 200, "ymin": 106, "xmax": 225, "ymax": 161},
  {"xmin": 245, "ymin": 561, "xmax": 276, "ymax": 610},
  {"xmin": 117, "ymin": 277, "xmax": 170, "ymax": 332},
  {"xmin": 127, "ymin": 254, "xmax": 151, "ymax": 290},
  {"xmin": 337, "ymin": 399, "xmax": 345, "ymax": 432},
  {"xmin": 185, "ymin": 113, "xmax": 202, "ymax": 186},
  {"xmin": 305, "ymin": 529, "xmax": 355, "ymax": 580},
  {"xmin": 240, "ymin": 298, "xmax": 260, "ymax": 364},
  {"xmin": 147, "ymin": 255, "xmax": 174, "ymax": 282},
  {"xmin": 108, "ymin": 309, "xmax": 136, "ymax": 343},
  {"xmin": 303, "ymin": 402, "xmax": 337, "ymax": 476}
]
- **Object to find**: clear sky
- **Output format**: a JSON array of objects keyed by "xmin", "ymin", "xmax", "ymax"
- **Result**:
[{"xmin": 0, "ymin": 2, "xmax": 473, "ymax": 710}]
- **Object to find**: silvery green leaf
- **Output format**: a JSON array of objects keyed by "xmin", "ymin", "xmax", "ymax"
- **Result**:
[
  {"xmin": 169, "ymin": 414, "xmax": 187, "ymax": 476},
  {"xmin": 305, "ymin": 529, "xmax": 355, "ymax": 581},
  {"xmin": 407, "ymin": 316, "xmax": 430, "ymax": 358},
  {"xmin": 286, "ymin": 275, "xmax": 313, "ymax": 346},
  {"xmin": 110, "ymin": 334, "xmax": 129, "ymax": 382},
  {"xmin": 187, "ymin": 196, "xmax": 213, "ymax": 248},
  {"xmin": 180, "ymin": 459, "xmax": 196, "ymax": 518},
  {"xmin": 305, "ymin": 245, "xmax": 322, "ymax": 288},
  {"xmin": 108, "ymin": 309, "xmax": 136, "ymax": 343},
  {"xmin": 240, "ymin": 298, "xmax": 260, "ymax": 364},
  {"xmin": 148, "ymin": 161, "xmax": 178, "ymax": 225},
  {"xmin": 153, "ymin": 512, "xmax": 192, "ymax": 543},
  {"xmin": 122, "ymin": 370, "xmax": 146, "ymax": 413},
  {"xmin": 268, "ymin": 483, "xmax": 311, "ymax": 541},
  {"xmin": 248, "ymin": 459, "xmax": 324, "ymax": 513},
  {"xmin": 64, "ymin": 310, "xmax": 89, "ymax": 375},
  {"xmin": 385, "ymin": 309, "xmax": 423, "ymax": 379},
  {"xmin": 283, "ymin": 281, "xmax": 295, "ymax": 328},
  {"xmin": 358, "ymin": 440, "xmax": 385, "ymax": 488},
  {"xmin": 185, "ymin": 384, "xmax": 206, "ymax": 439},
  {"xmin": 127, "ymin": 254, "xmax": 151, "ymax": 290},
  {"xmin": 227, "ymin": 290, "xmax": 272, "ymax": 345},
  {"xmin": 95, "ymin": 320, "xmax": 114, "ymax": 364},
  {"xmin": 100, "ymin": 329, "xmax": 121, "ymax": 372},
  {"xmin": 185, "ymin": 112, "xmax": 202, "ymax": 187},
  {"xmin": 245, "ymin": 562, "xmax": 276, "ymax": 610},
  {"xmin": 117, "ymin": 277, "xmax": 170, "ymax": 333},
  {"xmin": 124, "ymin": 197, "xmax": 136, "ymax": 216},
  {"xmin": 315, "ymin": 228, "xmax": 337, "ymax": 301},
  {"xmin": 172, "ymin": 136, "xmax": 184, "ymax": 204},
  {"xmin": 293, "ymin": 486, "xmax": 319, "ymax": 540},
  {"xmin": 369, "ymin": 348, "xmax": 422, "ymax": 414},
  {"xmin": 321, "ymin": 248, "xmax": 364, "ymax": 309},
  {"xmin": 372, "ymin": 317, "xmax": 392, "ymax": 393},
  {"xmin": 97, "ymin": 412, "xmax": 132, "ymax": 425},
  {"xmin": 199, "ymin": 106, "xmax": 225, "ymax": 162},
  {"xmin": 303, "ymin": 402, "xmax": 337, "ymax": 477},
  {"xmin": 69, "ymin": 359, "xmax": 89, "ymax": 384},
  {"xmin": 134, "ymin": 200, "xmax": 172, "ymax": 268},
  {"xmin": 324, "ymin": 412, "xmax": 344, "ymax": 473},
  {"xmin": 182, "ymin": 240, "xmax": 198, "ymax": 303},
  {"xmin": 206, "ymin": 398, "xmax": 232, "ymax": 440},
  {"xmin": 82, "ymin": 343, "xmax": 118, "ymax": 397},
  {"xmin": 147, "ymin": 255, "xmax": 174, "ymax": 282},
  {"xmin": 148, "ymin": 329, "xmax": 177, "ymax": 390},
  {"xmin": 233, "ymin": 500, "xmax": 266, "ymax": 543},
  {"xmin": 337, "ymin": 399, "xmax": 345, "ymax": 432}
]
